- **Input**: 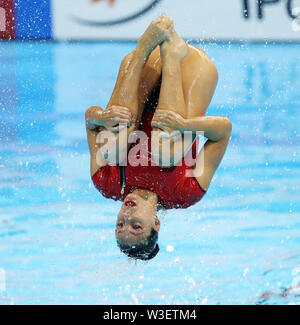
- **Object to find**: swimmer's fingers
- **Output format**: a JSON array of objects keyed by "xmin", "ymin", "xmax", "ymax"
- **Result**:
[
  {"xmin": 152, "ymin": 110, "xmax": 185, "ymax": 131},
  {"xmin": 151, "ymin": 111, "xmax": 169, "ymax": 127},
  {"xmin": 106, "ymin": 124, "xmax": 128, "ymax": 133},
  {"xmin": 105, "ymin": 106, "xmax": 132, "ymax": 121},
  {"xmin": 152, "ymin": 110, "xmax": 177, "ymax": 125},
  {"xmin": 107, "ymin": 112, "xmax": 137, "ymax": 133},
  {"xmin": 105, "ymin": 117, "xmax": 131, "ymax": 133},
  {"xmin": 108, "ymin": 116, "xmax": 132, "ymax": 128},
  {"xmin": 103, "ymin": 106, "xmax": 133, "ymax": 130},
  {"xmin": 111, "ymin": 116, "xmax": 131, "ymax": 125},
  {"xmin": 108, "ymin": 105, "xmax": 132, "ymax": 117}
]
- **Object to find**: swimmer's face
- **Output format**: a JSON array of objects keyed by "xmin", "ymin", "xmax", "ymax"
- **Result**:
[{"xmin": 115, "ymin": 191, "xmax": 160, "ymax": 246}]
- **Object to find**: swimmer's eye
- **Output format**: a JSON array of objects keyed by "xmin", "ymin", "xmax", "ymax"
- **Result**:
[
  {"xmin": 117, "ymin": 222, "xmax": 124, "ymax": 228},
  {"xmin": 132, "ymin": 224, "xmax": 142, "ymax": 230}
]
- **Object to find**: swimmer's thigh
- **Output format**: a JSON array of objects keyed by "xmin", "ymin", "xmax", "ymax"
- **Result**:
[{"xmin": 152, "ymin": 45, "xmax": 218, "ymax": 167}]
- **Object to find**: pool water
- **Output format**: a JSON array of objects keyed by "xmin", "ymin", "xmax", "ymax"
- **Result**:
[{"xmin": 0, "ymin": 41, "xmax": 299, "ymax": 305}]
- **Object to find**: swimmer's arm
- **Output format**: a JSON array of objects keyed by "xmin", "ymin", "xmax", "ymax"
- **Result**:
[
  {"xmin": 186, "ymin": 116, "xmax": 232, "ymax": 191},
  {"xmin": 85, "ymin": 106, "xmax": 107, "ymax": 176},
  {"xmin": 85, "ymin": 105, "xmax": 132, "ymax": 176},
  {"xmin": 152, "ymin": 112, "xmax": 230, "ymax": 141},
  {"xmin": 180, "ymin": 115, "xmax": 232, "ymax": 140},
  {"xmin": 85, "ymin": 105, "xmax": 132, "ymax": 131}
]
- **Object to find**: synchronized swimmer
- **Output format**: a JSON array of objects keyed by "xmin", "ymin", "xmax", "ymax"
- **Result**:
[{"xmin": 85, "ymin": 15, "xmax": 232, "ymax": 260}]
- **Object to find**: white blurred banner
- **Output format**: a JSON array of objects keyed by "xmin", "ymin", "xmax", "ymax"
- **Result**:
[{"xmin": 52, "ymin": 0, "xmax": 300, "ymax": 41}]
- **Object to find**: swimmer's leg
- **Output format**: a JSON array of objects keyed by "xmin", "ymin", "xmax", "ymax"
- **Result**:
[
  {"xmin": 181, "ymin": 44, "xmax": 218, "ymax": 119},
  {"xmin": 151, "ymin": 31, "xmax": 218, "ymax": 167},
  {"xmin": 107, "ymin": 15, "xmax": 173, "ymax": 128},
  {"xmin": 151, "ymin": 31, "xmax": 190, "ymax": 167},
  {"xmin": 86, "ymin": 15, "xmax": 173, "ymax": 173},
  {"xmin": 103, "ymin": 15, "xmax": 173, "ymax": 166}
]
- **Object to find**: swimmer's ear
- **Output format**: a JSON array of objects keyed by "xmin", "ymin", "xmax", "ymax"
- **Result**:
[{"xmin": 154, "ymin": 217, "xmax": 160, "ymax": 232}]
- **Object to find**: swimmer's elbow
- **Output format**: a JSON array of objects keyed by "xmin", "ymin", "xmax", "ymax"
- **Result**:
[
  {"xmin": 85, "ymin": 105, "xmax": 103, "ymax": 119},
  {"xmin": 222, "ymin": 117, "xmax": 232, "ymax": 138},
  {"xmin": 85, "ymin": 106, "xmax": 104, "ymax": 130}
]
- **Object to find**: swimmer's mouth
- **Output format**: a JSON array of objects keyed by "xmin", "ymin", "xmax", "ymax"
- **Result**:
[{"xmin": 125, "ymin": 200, "xmax": 136, "ymax": 207}]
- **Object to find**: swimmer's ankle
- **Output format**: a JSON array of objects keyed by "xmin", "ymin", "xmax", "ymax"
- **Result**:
[
  {"xmin": 160, "ymin": 34, "xmax": 189, "ymax": 62},
  {"xmin": 135, "ymin": 41, "xmax": 152, "ymax": 61}
]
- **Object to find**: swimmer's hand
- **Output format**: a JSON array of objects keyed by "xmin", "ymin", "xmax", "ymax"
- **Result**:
[
  {"xmin": 85, "ymin": 105, "xmax": 133, "ymax": 132},
  {"xmin": 102, "ymin": 105, "xmax": 133, "ymax": 132},
  {"xmin": 151, "ymin": 110, "xmax": 186, "ymax": 132}
]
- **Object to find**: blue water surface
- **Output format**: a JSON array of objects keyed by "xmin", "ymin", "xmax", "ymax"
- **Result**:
[{"xmin": 0, "ymin": 41, "xmax": 299, "ymax": 305}]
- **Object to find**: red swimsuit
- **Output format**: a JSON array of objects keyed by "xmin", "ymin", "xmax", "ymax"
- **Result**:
[{"xmin": 92, "ymin": 110, "xmax": 206, "ymax": 209}]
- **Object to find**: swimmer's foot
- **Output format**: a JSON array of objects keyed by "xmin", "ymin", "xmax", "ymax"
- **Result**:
[
  {"xmin": 160, "ymin": 30, "xmax": 189, "ymax": 62},
  {"xmin": 137, "ymin": 14, "xmax": 174, "ymax": 58}
]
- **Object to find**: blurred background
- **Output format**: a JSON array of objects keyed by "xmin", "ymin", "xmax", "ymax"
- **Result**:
[
  {"xmin": 0, "ymin": 0, "xmax": 299, "ymax": 305},
  {"xmin": 1, "ymin": 0, "xmax": 300, "ymax": 41}
]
